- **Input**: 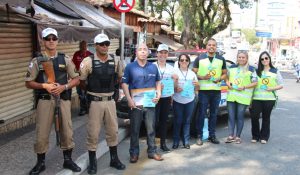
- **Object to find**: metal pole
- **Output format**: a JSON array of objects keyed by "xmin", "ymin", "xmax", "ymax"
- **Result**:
[{"xmin": 121, "ymin": 12, "xmax": 125, "ymax": 60}]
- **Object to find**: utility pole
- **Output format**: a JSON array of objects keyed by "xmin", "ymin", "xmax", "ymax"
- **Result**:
[{"xmin": 144, "ymin": 0, "xmax": 148, "ymax": 43}]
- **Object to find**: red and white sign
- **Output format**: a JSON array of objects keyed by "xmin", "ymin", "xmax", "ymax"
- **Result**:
[{"xmin": 113, "ymin": 0, "xmax": 135, "ymax": 13}]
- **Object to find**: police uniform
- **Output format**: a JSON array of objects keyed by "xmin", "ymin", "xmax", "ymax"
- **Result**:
[
  {"xmin": 25, "ymin": 52, "xmax": 78, "ymax": 153},
  {"xmin": 80, "ymin": 34, "xmax": 125, "ymax": 172},
  {"xmin": 80, "ymin": 53, "xmax": 123, "ymax": 150}
]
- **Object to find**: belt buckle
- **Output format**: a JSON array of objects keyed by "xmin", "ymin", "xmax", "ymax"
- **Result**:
[{"xmin": 94, "ymin": 96, "xmax": 101, "ymax": 101}]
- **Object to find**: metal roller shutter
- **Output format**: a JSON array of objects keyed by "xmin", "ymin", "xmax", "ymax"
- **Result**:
[
  {"xmin": 0, "ymin": 11, "xmax": 34, "ymax": 122},
  {"xmin": 109, "ymin": 38, "xmax": 119, "ymax": 55}
]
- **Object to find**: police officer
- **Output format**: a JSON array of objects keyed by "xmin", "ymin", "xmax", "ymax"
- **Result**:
[
  {"xmin": 192, "ymin": 38, "xmax": 227, "ymax": 145},
  {"xmin": 25, "ymin": 28, "xmax": 81, "ymax": 174},
  {"xmin": 79, "ymin": 33, "xmax": 125, "ymax": 174}
]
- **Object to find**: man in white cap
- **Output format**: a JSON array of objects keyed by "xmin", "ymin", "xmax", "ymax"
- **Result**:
[
  {"xmin": 25, "ymin": 27, "xmax": 81, "ymax": 174},
  {"xmin": 154, "ymin": 44, "xmax": 176, "ymax": 152},
  {"xmin": 79, "ymin": 33, "xmax": 125, "ymax": 174}
]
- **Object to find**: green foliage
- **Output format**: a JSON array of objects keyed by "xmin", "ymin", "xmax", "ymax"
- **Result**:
[{"xmin": 241, "ymin": 28, "xmax": 259, "ymax": 45}]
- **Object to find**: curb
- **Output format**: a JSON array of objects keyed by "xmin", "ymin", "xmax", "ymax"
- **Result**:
[{"xmin": 56, "ymin": 127, "xmax": 129, "ymax": 175}]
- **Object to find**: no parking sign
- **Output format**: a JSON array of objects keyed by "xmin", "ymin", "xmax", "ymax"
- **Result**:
[{"xmin": 113, "ymin": 0, "xmax": 135, "ymax": 13}]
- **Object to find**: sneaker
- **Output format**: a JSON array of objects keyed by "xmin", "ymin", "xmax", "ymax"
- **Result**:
[
  {"xmin": 208, "ymin": 136, "xmax": 220, "ymax": 144},
  {"xmin": 261, "ymin": 140, "xmax": 267, "ymax": 144},
  {"xmin": 225, "ymin": 136, "xmax": 235, "ymax": 143},
  {"xmin": 251, "ymin": 138, "xmax": 258, "ymax": 143},
  {"xmin": 196, "ymin": 139, "xmax": 203, "ymax": 146},
  {"xmin": 235, "ymin": 137, "xmax": 242, "ymax": 144}
]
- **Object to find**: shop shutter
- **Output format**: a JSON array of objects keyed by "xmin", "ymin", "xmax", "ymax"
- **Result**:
[{"xmin": 0, "ymin": 11, "xmax": 34, "ymax": 122}]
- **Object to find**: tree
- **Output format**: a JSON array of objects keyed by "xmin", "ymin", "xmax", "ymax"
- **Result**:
[
  {"xmin": 241, "ymin": 28, "xmax": 259, "ymax": 45},
  {"xmin": 179, "ymin": 0, "xmax": 231, "ymax": 48},
  {"xmin": 179, "ymin": 0, "xmax": 253, "ymax": 48}
]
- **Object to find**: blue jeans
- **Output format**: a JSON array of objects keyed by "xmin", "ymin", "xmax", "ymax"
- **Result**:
[
  {"xmin": 173, "ymin": 100, "xmax": 195, "ymax": 146},
  {"xmin": 76, "ymin": 86, "xmax": 87, "ymax": 111},
  {"xmin": 197, "ymin": 91, "xmax": 221, "ymax": 138},
  {"xmin": 227, "ymin": 101, "xmax": 248, "ymax": 137},
  {"xmin": 129, "ymin": 107, "xmax": 157, "ymax": 157}
]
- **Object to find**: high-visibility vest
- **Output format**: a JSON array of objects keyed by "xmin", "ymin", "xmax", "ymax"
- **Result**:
[
  {"xmin": 227, "ymin": 65, "xmax": 256, "ymax": 105},
  {"xmin": 253, "ymin": 68, "xmax": 278, "ymax": 100},
  {"xmin": 197, "ymin": 54, "xmax": 224, "ymax": 90}
]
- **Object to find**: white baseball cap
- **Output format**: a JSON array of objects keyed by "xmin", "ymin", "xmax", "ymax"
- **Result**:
[
  {"xmin": 157, "ymin": 44, "xmax": 169, "ymax": 52},
  {"xmin": 42, "ymin": 28, "xmax": 58, "ymax": 38},
  {"xmin": 94, "ymin": 33, "xmax": 110, "ymax": 43}
]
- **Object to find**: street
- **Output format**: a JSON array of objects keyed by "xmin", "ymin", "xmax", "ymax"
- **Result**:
[{"xmin": 82, "ymin": 76, "xmax": 300, "ymax": 175}]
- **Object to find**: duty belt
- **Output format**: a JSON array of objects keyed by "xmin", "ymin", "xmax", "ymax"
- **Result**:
[
  {"xmin": 37, "ymin": 94, "xmax": 51, "ymax": 100},
  {"xmin": 88, "ymin": 94, "xmax": 113, "ymax": 101}
]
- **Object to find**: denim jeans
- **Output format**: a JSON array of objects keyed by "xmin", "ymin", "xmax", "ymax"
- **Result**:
[
  {"xmin": 250, "ymin": 100, "xmax": 275, "ymax": 141},
  {"xmin": 76, "ymin": 86, "xmax": 87, "ymax": 111},
  {"xmin": 227, "ymin": 101, "xmax": 248, "ymax": 137},
  {"xmin": 173, "ymin": 100, "xmax": 195, "ymax": 146},
  {"xmin": 129, "ymin": 107, "xmax": 157, "ymax": 157},
  {"xmin": 197, "ymin": 91, "xmax": 221, "ymax": 138}
]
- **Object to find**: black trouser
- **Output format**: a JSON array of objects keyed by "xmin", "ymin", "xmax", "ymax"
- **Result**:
[
  {"xmin": 250, "ymin": 100, "xmax": 275, "ymax": 141},
  {"xmin": 155, "ymin": 97, "xmax": 171, "ymax": 144}
]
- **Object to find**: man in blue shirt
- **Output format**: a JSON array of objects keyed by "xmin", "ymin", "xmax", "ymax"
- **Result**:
[{"xmin": 122, "ymin": 43, "xmax": 163, "ymax": 163}]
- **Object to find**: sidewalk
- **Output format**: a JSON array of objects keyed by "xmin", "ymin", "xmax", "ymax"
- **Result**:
[{"xmin": 0, "ymin": 112, "xmax": 129, "ymax": 175}]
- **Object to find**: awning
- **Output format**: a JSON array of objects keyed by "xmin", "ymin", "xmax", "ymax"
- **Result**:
[
  {"xmin": 34, "ymin": 0, "xmax": 81, "ymax": 18},
  {"xmin": 150, "ymin": 35, "xmax": 184, "ymax": 51},
  {"xmin": 58, "ymin": 0, "xmax": 133, "ymax": 38},
  {"xmin": 0, "ymin": 0, "xmax": 32, "ymax": 8}
]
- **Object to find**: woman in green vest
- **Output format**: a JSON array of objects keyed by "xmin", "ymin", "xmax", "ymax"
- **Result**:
[
  {"xmin": 251, "ymin": 51, "xmax": 283, "ymax": 144},
  {"xmin": 226, "ymin": 51, "xmax": 258, "ymax": 144}
]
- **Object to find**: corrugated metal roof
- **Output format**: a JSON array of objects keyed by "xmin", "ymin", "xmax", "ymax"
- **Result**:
[{"xmin": 150, "ymin": 35, "xmax": 184, "ymax": 51}]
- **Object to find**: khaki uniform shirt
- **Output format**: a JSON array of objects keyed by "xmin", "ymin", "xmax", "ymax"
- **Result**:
[
  {"xmin": 25, "ymin": 52, "xmax": 79, "ymax": 82},
  {"xmin": 80, "ymin": 54, "xmax": 124, "ymax": 97}
]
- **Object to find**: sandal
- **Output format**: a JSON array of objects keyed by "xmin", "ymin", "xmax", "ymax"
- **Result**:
[
  {"xmin": 225, "ymin": 136, "xmax": 235, "ymax": 143},
  {"xmin": 235, "ymin": 137, "xmax": 242, "ymax": 144}
]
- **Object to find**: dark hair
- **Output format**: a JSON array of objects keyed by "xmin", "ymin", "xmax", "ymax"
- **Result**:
[
  {"xmin": 257, "ymin": 51, "xmax": 276, "ymax": 77},
  {"xmin": 177, "ymin": 54, "xmax": 190, "ymax": 68}
]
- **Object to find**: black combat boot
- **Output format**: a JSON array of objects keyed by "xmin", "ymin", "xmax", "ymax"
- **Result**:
[
  {"xmin": 109, "ymin": 146, "xmax": 126, "ymax": 170},
  {"xmin": 63, "ymin": 149, "xmax": 81, "ymax": 172},
  {"xmin": 29, "ymin": 153, "xmax": 46, "ymax": 175},
  {"xmin": 88, "ymin": 151, "xmax": 97, "ymax": 174}
]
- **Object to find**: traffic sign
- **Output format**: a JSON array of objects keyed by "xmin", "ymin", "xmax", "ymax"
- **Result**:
[
  {"xmin": 256, "ymin": 31, "xmax": 272, "ymax": 38},
  {"xmin": 113, "ymin": 0, "xmax": 135, "ymax": 13}
]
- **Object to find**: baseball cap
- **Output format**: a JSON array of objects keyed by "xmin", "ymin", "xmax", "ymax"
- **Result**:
[
  {"xmin": 94, "ymin": 33, "xmax": 110, "ymax": 43},
  {"xmin": 157, "ymin": 44, "xmax": 169, "ymax": 52},
  {"xmin": 42, "ymin": 28, "xmax": 58, "ymax": 38}
]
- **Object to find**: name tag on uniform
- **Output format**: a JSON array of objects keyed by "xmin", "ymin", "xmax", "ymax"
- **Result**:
[
  {"xmin": 59, "ymin": 64, "xmax": 66, "ymax": 68},
  {"xmin": 109, "ymin": 62, "xmax": 114, "ymax": 65}
]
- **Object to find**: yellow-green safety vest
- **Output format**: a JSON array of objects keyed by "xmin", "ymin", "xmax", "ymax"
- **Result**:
[
  {"xmin": 197, "ymin": 55, "xmax": 223, "ymax": 90},
  {"xmin": 227, "ymin": 65, "xmax": 255, "ymax": 105},
  {"xmin": 253, "ymin": 69, "xmax": 278, "ymax": 100}
]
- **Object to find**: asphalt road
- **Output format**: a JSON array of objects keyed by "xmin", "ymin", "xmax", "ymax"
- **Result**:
[{"xmin": 82, "ymin": 76, "xmax": 300, "ymax": 175}]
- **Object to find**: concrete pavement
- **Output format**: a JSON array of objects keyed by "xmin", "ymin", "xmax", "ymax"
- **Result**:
[{"xmin": 0, "ymin": 110, "xmax": 130, "ymax": 175}]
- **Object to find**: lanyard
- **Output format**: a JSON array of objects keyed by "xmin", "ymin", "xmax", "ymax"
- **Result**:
[
  {"xmin": 157, "ymin": 62, "xmax": 166, "ymax": 79},
  {"xmin": 179, "ymin": 69, "xmax": 188, "ymax": 81},
  {"xmin": 207, "ymin": 54, "xmax": 216, "ymax": 71}
]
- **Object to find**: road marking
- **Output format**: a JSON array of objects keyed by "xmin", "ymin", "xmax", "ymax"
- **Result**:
[{"xmin": 275, "ymin": 107, "xmax": 289, "ymax": 111}]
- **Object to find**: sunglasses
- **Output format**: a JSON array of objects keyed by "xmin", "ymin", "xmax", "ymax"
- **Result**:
[
  {"xmin": 180, "ymin": 59, "xmax": 189, "ymax": 62},
  {"xmin": 43, "ymin": 37, "xmax": 58, "ymax": 41},
  {"xmin": 260, "ymin": 57, "xmax": 269, "ymax": 61},
  {"xmin": 96, "ymin": 42, "xmax": 110, "ymax": 47}
]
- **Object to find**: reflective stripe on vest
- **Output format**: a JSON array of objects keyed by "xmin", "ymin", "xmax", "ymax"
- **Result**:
[
  {"xmin": 227, "ymin": 67, "xmax": 254, "ymax": 105},
  {"xmin": 197, "ymin": 57, "xmax": 223, "ymax": 90},
  {"xmin": 253, "ymin": 71, "xmax": 277, "ymax": 100}
]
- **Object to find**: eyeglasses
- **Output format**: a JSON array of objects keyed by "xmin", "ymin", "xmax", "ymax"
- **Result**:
[
  {"xmin": 180, "ymin": 59, "xmax": 189, "ymax": 62},
  {"xmin": 96, "ymin": 41, "xmax": 110, "ymax": 47},
  {"xmin": 260, "ymin": 57, "xmax": 269, "ymax": 61},
  {"xmin": 43, "ymin": 37, "xmax": 58, "ymax": 41}
]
